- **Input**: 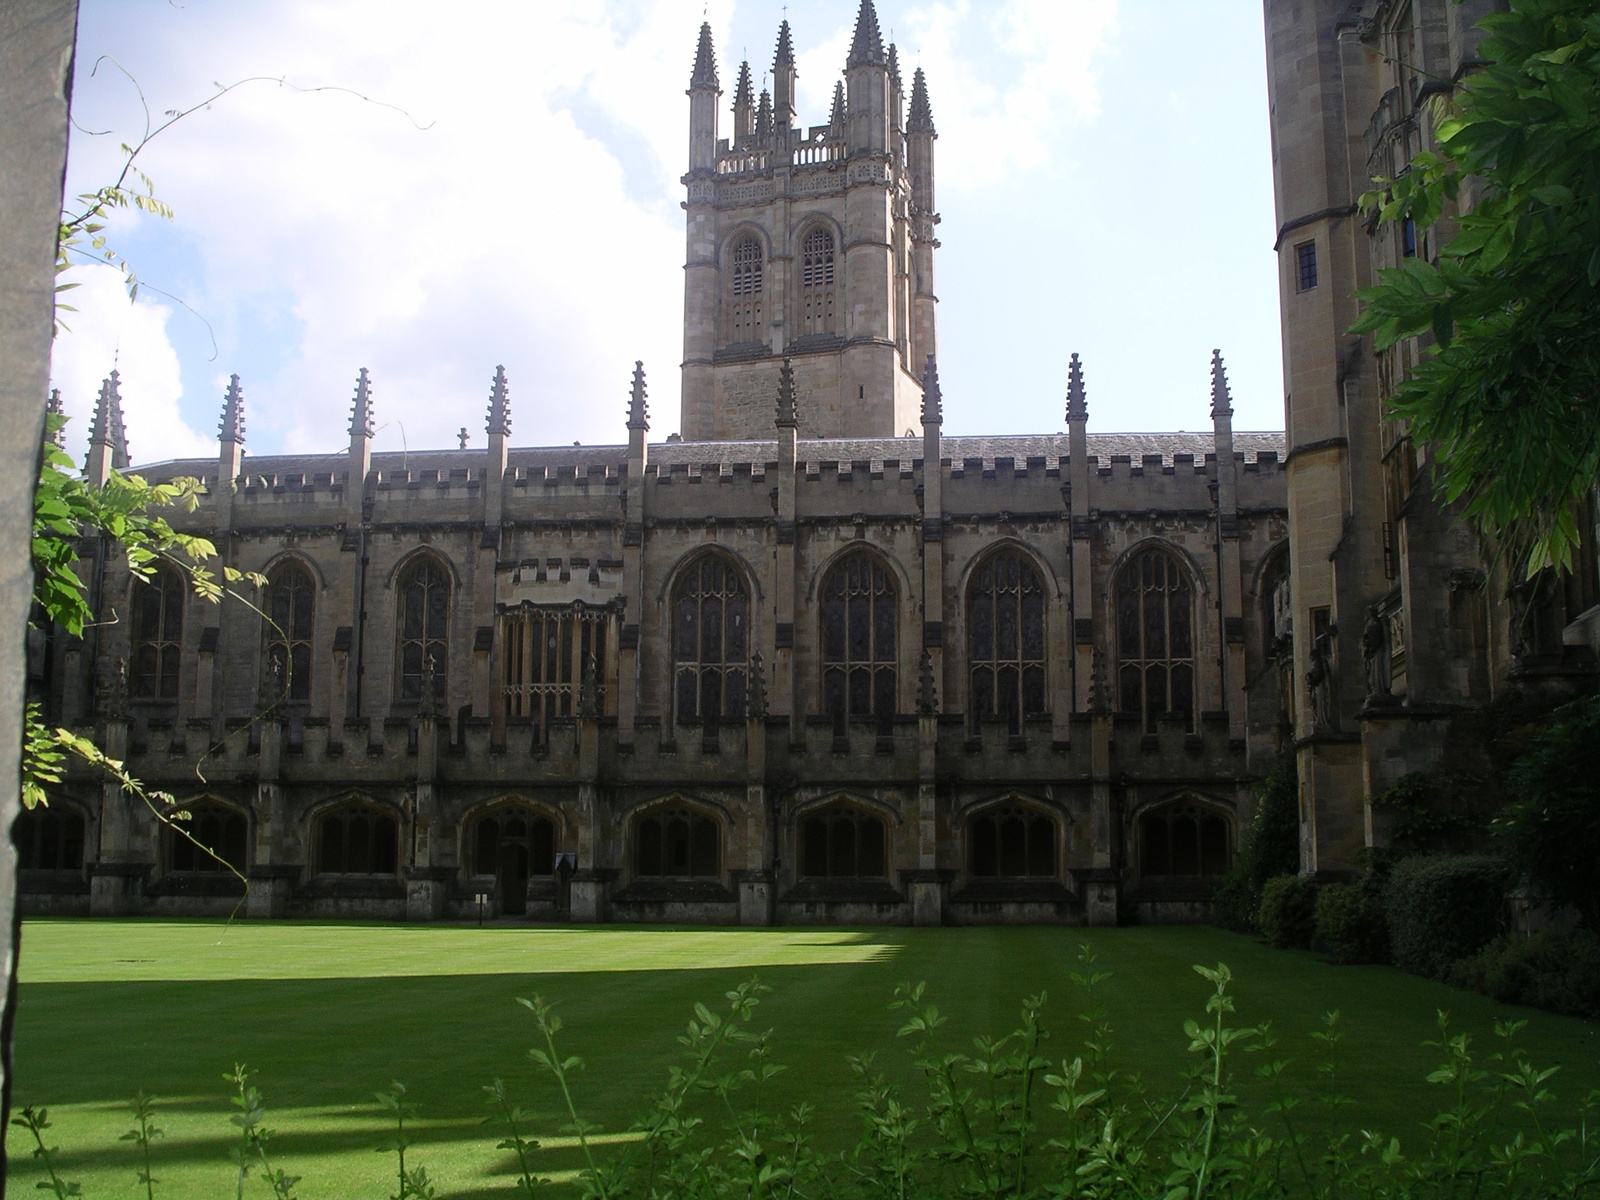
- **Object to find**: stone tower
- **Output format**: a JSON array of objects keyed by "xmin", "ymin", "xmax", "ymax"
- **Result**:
[{"xmin": 679, "ymin": 0, "xmax": 938, "ymax": 441}]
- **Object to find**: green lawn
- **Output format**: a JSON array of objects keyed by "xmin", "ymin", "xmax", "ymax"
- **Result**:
[{"xmin": 9, "ymin": 920, "xmax": 1599, "ymax": 1198}]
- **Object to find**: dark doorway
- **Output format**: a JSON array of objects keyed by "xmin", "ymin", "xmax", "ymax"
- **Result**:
[{"xmin": 473, "ymin": 810, "xmax": 555, "ymax": 916}]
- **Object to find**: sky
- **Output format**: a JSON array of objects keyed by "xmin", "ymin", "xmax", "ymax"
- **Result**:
[{"xmin": 52, "ymin": 0, "xmax": 1283, "ymax": 468}]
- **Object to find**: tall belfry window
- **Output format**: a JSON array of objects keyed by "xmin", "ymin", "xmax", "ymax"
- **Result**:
[
  {"xmin": 673, "ymin": 555, "xmax": 749, "ymax": 728},
  {"xmin": 726, "ymin": 236, "xmax": 765, "ymax": 345},
  {"xmin": 968, "ymin": 552, "xmax": 1047, "ymax": 733},
  {"xmin": 132, "ymin": 564, "xmax": 184, "ymax": 699},
  {"xmin": 398, "ymin": 557, "xmax": 450, "ymax": 702},
  {"xmin": 264, "ymin": 562, "xmax": 314, "ymax": 702},
  {"xmin": 821, "ymin": 553, "xmax": 897, "ymax": 733},
  {"xmin": 1116, "ymin": 548, "xmax": 1195, "ymax": 732},
  {"xmin": 799, "ymin": 227, "xmax": 836, "ymax": 336}
]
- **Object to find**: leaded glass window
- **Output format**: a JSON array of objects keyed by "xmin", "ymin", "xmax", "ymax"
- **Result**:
[
  {"xmin": 132, "ymin": 564, "xmax": 184, "ymax": 699},
  {"xmin": 800, "ymin": 804, "xmax": 887, "ymax": 878},
  {"xmin": 318, "ymin": 805, "xmax": 399, "ymax": 875},
  {"xmin": 264, "ymin": 562, "xmax": 314, "ymax": 702},
  {"xmin": 635, "ymin": 806, "xmax": 720, "ymax": 877},
  {"xmin": 1139, "ymin": 801, "xmax": 1231, "ymax": 878},
  {"xmin": 1116, "ymin": 548, "xmax": 1195, "ymax": 732},
  {"xmin": 13, "ymin": 807, "xmax": 85, "ymax": 871},
  {"xmin": 968, "ymin": 552, "xmax": 1047, "ymax": 733},
  {"xmin": 968, "ymin": 804, "xmax": 1057, "ymax": 877},
  {"xmin": 500, "ymin": 606, "xmax": 610, "ymax": 739},
  {"xmin": 398, "ymin": 557, "xmax": 449, "ymax": 701},
  {"xmin": 800, "ymin": 227, "xmax": 836, "ymax": 336},
  {"xmin": 726, "ymin": 236, "xmax": 764, "ymax": 344},
  {"xmin": 821, "ymin": 553, "xmax": 897, "ymax": 733},
  {"xmin": 169, "ymin": 802, "xmax": 248, "ymax": 873},
  {"xmin": 673, "ymin": 556, "xmax": 749, "ymax": 728}
]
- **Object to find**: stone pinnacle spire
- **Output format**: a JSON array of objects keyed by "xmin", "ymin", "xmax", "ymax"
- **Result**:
[
  {"xmin": 907, "ymin": 67, "xmax": 936, "ymax": 134},
  {"xmin": 219, "ymin": 373, "xmax": 246, "ymax": 444},
  {"xmin": 733, "ymin": 59, "xmax": 753, "ymax": 110},
  {"xmin": 486, "ymin": 364, "xmax": 511, "ymax": 437},
  {"xmin": 847, "ymin": 0, "xmax": 886, "ymax": 67},
  {"xmin": 689, "ymin": 21, "xmax": 719, "ymax": 90},
  {"xmin": 829, "ymin": 80, "xmax": 848, "ymax": 130},
  {"xmin": 921, "ymin": 355, "xmax": 942, "ymax": 426},
  {"xmin": 888, "ymin": 43, "xmax": 902, "ymax": 90},
  {"xmin": 627, "ymin": 360, "xmax": 649, "ymax": 430},
  {"xmin": 1210, "ymin": 349, "xmax": 1233, "ymax": 419},
  {"xmin": 756, "ymin": 88, "xmax": 773, "ymax": 142},
  {"xmin": 349, "ymin": 368, "xmax": 375, "ymax": 438},
  {"xmin": 90, "ymin": 371, "xmax": 129, "ymax": 469},
  {"xmin": 46, "ymin": 388, "xmax": 65, "ymax": 447},
  {"xmin": 775, "ymin": 357, "xmax": 797, "ymax": 428},
  {"xmin": 773, "ymin": 19, "xmax": 794, "ymax": 69},
  {"xmin": 1066, "ymin": 353, "xmax": 1087, "ymax": 422}
]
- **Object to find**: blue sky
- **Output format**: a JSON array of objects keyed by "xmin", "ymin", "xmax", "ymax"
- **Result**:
[{"xmin": 52, "ymin": 0, "xmax": 1282, "ymax": 466}]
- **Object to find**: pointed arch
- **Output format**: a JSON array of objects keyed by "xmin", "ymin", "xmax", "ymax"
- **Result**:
[
  {"xmin": 263, "ymin": 558, "xmax": 316, "ymax": 703},
  {"xmin": 395, "ymin": 551, "xmax": 452, "ymax": 703},
  {"xmin": 131, "ymin": 562, "xmax": 185, "ymax": 699},
  {"xmin": 13, "ymin": 801, "xmax": 89, "ymax": 871},
  {"xmin": 1112, "ymin": 542, "xmax": 1199, "ymax": 732},
  {"xmin": 962, "ymin": 794, "xmax": 1062, "ymax": 880},
  {"xmin": 723, "ymin": 225, "xmax": 769, "ymax": 348},
  {"xmin": 816, "ymin": 547, "xmax": 899, "ymax": 732},
  {"xmin": 794, "ymin": 216, "xmax": 841, "ymax": 338},
  {"xmin": 628, "ymin": 794, "xmax": 724, "ymax": 879},
  {"xmin": 1132, "ymin": 792, "xmax": 1234, "ymax": 880},
  {"xmin": 964, "ymin": 546, "xmax": 1050, "ymax": 733},
  {"xmin": 166, "ymin": 794, "xmax": 251, "ymax": 873},
  {"xmin": 311, "ymin": 794, "xmax": 401, "ymax": 876},
  {"xmin": 668, "ymin": 549, "xmax": 753, "ymax": 728}
]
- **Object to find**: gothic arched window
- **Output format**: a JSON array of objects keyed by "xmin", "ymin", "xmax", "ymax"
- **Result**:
[
  {"xmin": 398, "ymin": 557, "xmax": 450, "ymax": 702},
  {"xmin": 968, "ymin": 552, "xmax": 1047, "ymax": 733},
  {"xmin": 673, "ymin": 555, "xmax": 749, "ymax": 728},
  {"xmin": 968, "ymin": 803, "xmax": 1057, "ymax": 878},
  {"xmin": 800, "ymin": 803, "xmax": 887, "ymax": 878},
  {"xmin": 132, "ymin": 564, "xmax": 184, "ymax": 699},
  {"xmin": 799, "ymin": 227, "xmax": 836, "ymax": 336},
  {"xmin": 13, "ymin": 806, "xmax": 85, "ymax": 871},
  {"xmin": 726, "ymin": 236, "xmax": 765, "ymax": 345},
  {"xmin": 317, "ymin": 804, "xmax": 399, "ymax": 875},
  {"xmin": 473, "ymin": 807, "xmax": 556, "ymax": 915},
  {"xmin": 264, "ymin": 562, "xmax": 315, "ymax": 702},
  {"xmin": 169, "ymin": 801, "xmax": 249, "ymax": 873},
  {"xmin": 1116, "ymin": 548, "xmax": 1195, "ymax": 732},
  {"xmin": 634, "ymin": 806, "xmax": 720, "ymax": 878},
  {"xmin": 821, "ymin": 552, "xmax": 897, "ymax": 732},
  {"xmin": 1139, "ymin": 800, "xmax": 1231, "ymax": 878}
]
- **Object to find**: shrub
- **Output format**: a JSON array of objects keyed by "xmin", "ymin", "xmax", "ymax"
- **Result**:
[
  {"xmin": 1213, "ymin": 760, "xmax": 1300, "ymax": 931},
  {"xmin": 1314, "ymin": 879, "xmax": 1389, "ymax": 964},
  {"xmin": 1384, "ymin": 854, "xmax": 1510, "ymax": 979},
  {"xmin": 1449, "ymin": 926, "xmax": 1600, "ymax": 1020},
  {"xmin": 1257, "ymin": 873, "xmax": 1317, "ymax": 949},
  {"xmin": 1368, "ymin": 769, "xmax": 1495, "ymax": 857}
]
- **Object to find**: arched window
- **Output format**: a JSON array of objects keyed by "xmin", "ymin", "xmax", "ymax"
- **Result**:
[
  {"xmin": 132, "ymin": 564, "xmax": 184, "ymax": 699},
  {"xmin": 1139, "ymin": 800, "xmax": 1231, "ymax": 878},
  {"xmin": 673, "ymin": 555, "xmax": 748, "ymax": 728},
  {"xmin": 821, "ymin": 553, "xmax": 897, "ymax": 732},
  {"xmin": 264, "ymin": 562, "xmax": 315, "ymax": 703},
  {"xmin": 13, "ymin": 807, "xmax": 85, "ymax": 871},
  {"xmin": 799, "ymin": 227, "xmax": 836, "ymax": 336},
  {"xmin": 1116, "ymin": 548, "xmax": 1195, "ymax": 732},
  {"xmin": 634, "ymin": 806, "xmax": 720, "ymax": 878},
  {"xmin": 968, "ymin": 803, "xmax": 1057, "ymax": 878},
  {"xmin": 726, "ymin": 236, "xmax": 765, "ymax": 345},
  {"xmin": 398, "ymin": 557, "xmax": 450, "ymax": 702},
  {"xmin": 169, "ymin": 801, "xmax": 248, "ymax": 873},
  {"xmin": 800, "ymin": 803, "xmax": 887, "ymax": 878},
  {"xmin": 473, "ymin": 808, "xmax": 556, "ymax": 916},
  {"xmin": 317, "ymin": 804, "xmax": 399, "ymax": 875},
  {"xmin": 968, "ymin": 552, "xmax": 1047, "ymax": 733}
]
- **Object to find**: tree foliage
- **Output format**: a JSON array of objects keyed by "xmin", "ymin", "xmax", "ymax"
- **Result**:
[{"xmin": 1351, "ymin": 0, "xmax": 1600, "ymax": 575}]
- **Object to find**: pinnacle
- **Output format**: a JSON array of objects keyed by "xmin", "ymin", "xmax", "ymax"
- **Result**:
[
  {"xmin": 907, "ymin": 67, "xmax": 936, "ymax": 134},
  {"xmin": 1066, "ymin": 352, "xmax": 1087, "ymax": 423},
  {"xmin": 888, "ymin": 43, "xmax": 902, "ymax": 90},
  {"xmin": 486, "ymin": 364, "xmax": 512, "ymax": 437},
  {"xmin": 46, "ymin": 388, "xmax": 65, "ymax": 448},
  {"xmin": 219, "ymin": 373, "xmax": 247, "ymax": 444},
  {"xmin": 829, "ymin": 80, "xmax": 847, "ymax": 129},
  {"xmin": 1210, "ymin": 349, "xmax": 1234, "ymax": 419},
  {"xmin": 775, "ymin": 357, "xmax": 797, "ymax": 429},
  {"xmin": 734, "ymin": 59, "xmax": 754, "ymax": 110},
  {"xmin": 847, "ymin": 0, "xmax": 886, "ymax": 67},
  {"xmin": 756, "ymin": 89, "xmax": 773, "ymax": 142},
  {"xmin": 773, "ymin": 19, "xmax": 794, "ymax": 69},
  {"xmin": 628, "ymin": 360, "xmax": 650, "ymax": 431},
  {"xmin": 90, "ymin": 370, "xmax": 130, "ymax": 468},
  {"xmin": 921, "ymin": 355, "xmax": 942, "ymax": 426},
  {"xmin": 349, "ymin": 368, "xmax": 375, "ymax": 439},
  {"xmin": 689, "ymin": 21, "xmax": 719, "ymax": 90}
]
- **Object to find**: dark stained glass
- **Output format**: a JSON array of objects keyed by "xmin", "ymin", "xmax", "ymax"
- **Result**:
[
  {"xmin": 672, "ymin": 554, "xmax": 749, "ymax": 726},
  {"xmin": 264, "ymin": 563, "xmax": 315, "ymax": 702},
  {"xmin": 967, "ymin": 804, "xmax": 1056, "ymax": 877},
  {"xmin": 1116, "ymin": 548, "xmax": 1196, "ymax": 732},
  {"xmin": 398, "ymin": 558, "xmax": 449, "ymax": 701},
  {"xmin": 967, "ymin": 553, "xmax": 1047, "ymax": 733},
  {"xmin": 132, "ymin": 566, "xmax": 184, "ymax": 699},
  {"xmin": 1138, "ymin": 801, "xmax": 1232, "ymax": 878},
  {"xmin": 821, "ymin": 552, "xmax": 897, "ymax": 727},
  {"xmin": 799, "ymin": 804, "xmax": 888, "ymax": 877},
  {"xmin": 634, "ymin": 807, "xmax": 720, "ymax": 877}
]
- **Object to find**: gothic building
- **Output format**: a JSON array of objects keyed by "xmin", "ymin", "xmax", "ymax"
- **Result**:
[{"xmin": 22, "ymin": 2, "xmax": 1293, "ymax": 926}]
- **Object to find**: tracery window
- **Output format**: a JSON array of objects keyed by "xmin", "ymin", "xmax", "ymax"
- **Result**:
[
  {"xmin": 398, "ymin": 557, "xmax": 450, "ymax": 702},
  {"xmin": 800, "ymin": 803, "xmax": 887, "ymax": 878},
  {"xmin": 673, "ymin": 555, "xmax": 748, "ymax": 728},
  {"xmin": 13, "ymin": 807, "xmax": 85, "ymax": 871},
  {"xmin": 726, "ymin": 236, "xmax": 765, "ymax": 345},
  {"xmin": 132, "ymin": 564, "xmax": 184, "ymax": 699},
  {"xmin": 1138, "ymin": 800, "xmax": 1231, "ymax": 878},
  {"xmin": 317, "ymin": 804, "xmax": 399, "ymax": 875},
  {"xmin": 968, "ymin": 552, "xmax": 1046, "ymax": 733},
  {"xmin": 968, "ymin": 804, "xmax": 1056, "ymax": 877},
  {"xmin": 821, "ymin": 553, "xmax": 896, "ymax": 733},
  {"xmin": 1116, "ymin": 548, "xmax": 1195, "ymax": 732},
  {"xmin": 501, "ymin": 606, "xmax": 610, "ymax": 739},
  {"xmin": 799, "ymin": 227, "xmax": 836, "ymax": 336},
  {"xmin": 264, "ymin": 562, "xmax": 315, "ymax": 702},
  {"xmin": 473, "ymin": 808, "xmax": 556, "ymax": 916},
  {"xmin": 169, "ymin": 801, "xmax": 248, "ymax": 873},
  {"xmin": 634, "ymin": 806, "xmax": 720, "ymax": 878}
]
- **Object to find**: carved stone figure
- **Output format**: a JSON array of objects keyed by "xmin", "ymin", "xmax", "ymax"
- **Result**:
[{"xmin": 1361, "ymin": 604, "xmax": 1389, "ymax": 698}]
